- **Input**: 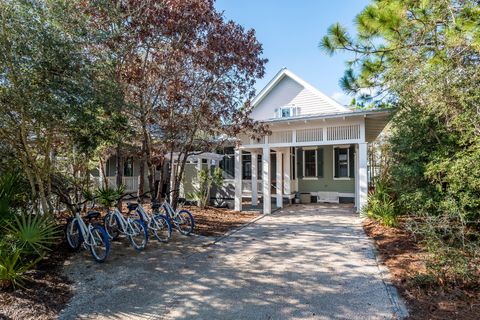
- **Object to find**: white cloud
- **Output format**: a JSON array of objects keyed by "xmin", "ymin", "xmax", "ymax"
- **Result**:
[{"xmin": 331, "ymin": 91, "xmax": 352, "ymax": 106}]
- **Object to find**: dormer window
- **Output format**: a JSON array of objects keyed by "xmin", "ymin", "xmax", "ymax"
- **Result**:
[{"xmin": 276, "ymin": 106, "xmax": 298, "ymax": 118}]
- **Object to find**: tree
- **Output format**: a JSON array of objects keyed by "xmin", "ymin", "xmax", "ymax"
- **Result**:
[
  {"xmin": 84, "ymin": 0, "xmax": 268, "ymax": 206},
  {"xmin": 321, "ymin": 0, "xmax": 480, "ymax": 282},
  {"xmin": 0, "ymin": 0, "xmax": 126, "ymax": 212}
]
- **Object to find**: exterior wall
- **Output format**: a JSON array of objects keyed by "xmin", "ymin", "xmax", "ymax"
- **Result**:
[
  {"xmin": 298, "ymin": 145, "xmax": 355, "ymax": 194},
  {"xmin": 251, "ymin": 76, "xmax": 343, "ymax": 121}
]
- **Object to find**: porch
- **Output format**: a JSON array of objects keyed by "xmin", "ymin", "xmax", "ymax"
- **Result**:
[{"xmin": 233, "ymin": 110, "xmax": 388, "ymax": 214}]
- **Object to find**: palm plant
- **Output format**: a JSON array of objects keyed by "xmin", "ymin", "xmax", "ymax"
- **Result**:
[
  {"xmin": 95, "ymin": 185, "xmax": 126, "ymax": 208},
  {"xmin": 4, "ymin": 213, "xmax": 61, "ymax": 256},
  {"xmin": 0, "ymin": 247, "xmax": 42, "ymax": 290}
]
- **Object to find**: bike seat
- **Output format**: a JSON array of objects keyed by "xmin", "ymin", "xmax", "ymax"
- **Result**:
[
  {"xmin": 85, "ymin": 211, "xmax": 100, "ymax": 220},
  {"xmin": 151, "ymin": 202, "xmax": 161, "ymax": 209},
  {"xmin": 127, "ymin": 203, "xmax": 138, "ymax": 211}
]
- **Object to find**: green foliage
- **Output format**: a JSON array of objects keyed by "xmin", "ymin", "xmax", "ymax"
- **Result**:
[
  {"xmin": 0, "ymin": 245, "xmax": 42, "ymax": 290},
  {"xmin": 4, "ymin": 214, "xmax": 61, "ymax": 256},
  {"xmin": 362, "ymin": 182, "xmax": 398, "ymax": 227},
  {"xmin": 95, "ymin": 185, "xmax": 125, "ymax": 208},
  {"xmin": 322, "ymin": 0, "xmax": 480, "ymax": 285},
  {"xmin": 187, "ymin": 167, "xmax": 224, "ymax": 209},
  {"xmin": 0, "ymin": 173, "xmax": 60, "ymax": 290},
  {"xmin": 0, "ymin": 172, "xmax": 18, "ymax": 221}
]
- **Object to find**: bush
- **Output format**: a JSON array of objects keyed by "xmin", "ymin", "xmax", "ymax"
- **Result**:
[
  {"xmin": 362, "ymin": 182, "xmax": 398, "ymax": 227},
  {"xmin": 95, "ymin": 185, "xmax": 125, "ymax": 208},
  {"xmin": 0, "ymin": 172, "xmax": 60, "ymax": 290},
  {"xmin": 187, "ymin": 167, "xmax": 223, "ymax": 209}
]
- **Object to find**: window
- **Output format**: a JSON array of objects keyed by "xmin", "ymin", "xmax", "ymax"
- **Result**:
[
  {"xmin": 334, "ymin": 147, "xmax": 349, "ymax": 178},
  {"xmin": 219, "ymin": 147, "xmax": 235, "ymax": 179},
  {"xmin": 276, "ymin": 106, "xmax": 297, "ymax": 118},
  {"xmin": 303, "ymin": 149, "xmax": 316, "ymax": 177},
  {"xmin": 123, "ymin": 157, "xmax": 134, "ymax": 177}
]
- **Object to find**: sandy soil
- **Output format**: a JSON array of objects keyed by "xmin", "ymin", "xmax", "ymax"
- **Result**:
[{"xmin": 363, "ymin": 218, "xmax": 480, "ymax": 320}]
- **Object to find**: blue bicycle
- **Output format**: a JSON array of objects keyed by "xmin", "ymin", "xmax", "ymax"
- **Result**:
[
  {"xmin": 152, "ymin": 190, "xmax": 195, "ymax": 236},
  {"xmin": 65, "ymin": 198, "xmax": 110, "ymax": 263},
  {"xmin": 103, "ymin": 194, "xmax": 148, "ymax": 251},
  {"xmin": 125, "ymin": 192, "xmax": 172, "ymax": 243}
]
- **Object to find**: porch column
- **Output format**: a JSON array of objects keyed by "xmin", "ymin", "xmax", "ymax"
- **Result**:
[
  {"xmin": 355, "ymin": 145, "xmax": 359, "ymax": 209},
  {"xmin": 283, "ymin": 148, "xmax": 291, "ymax": 199},
  {"xmin": 251, "ymin": 151, "xmax": 258, "ymax": 207},
  {"xmin": 276, "ymin": 150, "xmax": 283, "ymax": 209},
  {"xmin": 262, "ymin": 146, "xmax": 271, "ymax": 214},
  {"xmin": 358, "ymin": 142, "xmax": 368, "ymax": 212},
  {"xmin": 234, "ymin": 149, "xmax": 242, "ymax": 211}
]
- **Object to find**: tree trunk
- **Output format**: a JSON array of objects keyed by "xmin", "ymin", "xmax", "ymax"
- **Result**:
[
  {"xmin": 115, "ymin": 145, "xmax": 123, "ymax": 209},
  {"xmin": 99, "ymin": 157, "xmax": 108, "ymax": 187},
  {"xmin": 115, "ymin": 146, "xmax": 123, "ymax": 188},
  {"xmin": 148, "ymin": 164, "xmax": 155, "ymax": 200},
  {"xmin": 171, "ymin": 154, "xmax": 188, "ymax": 210},
  {"xmin": 156, "ymin": 159, "xmax": 165, "ymax": 200},
  {"xmin": 139, "ymin": 159, "xmax": 145, "ymax": 196}
]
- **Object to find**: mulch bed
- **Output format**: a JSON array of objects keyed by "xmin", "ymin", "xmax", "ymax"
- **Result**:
[
  {"xmin": 0, "ymin": 242, "xmax": 73, "ymax": 320},
  {"xmin": 363, "ymin": 218, "xmax": 480, "ymax": 320},
  {"xmin": 182, "ymin": 205, "xmax": 260, "ymax": 237}
]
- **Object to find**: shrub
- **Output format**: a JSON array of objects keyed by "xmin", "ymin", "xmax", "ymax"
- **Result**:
[
  {"xmin": 5, "ymin": 213, "xmax": 61, "ymax": 256},
  {"xmin": 95, "ymin": 185, "xmax": 125, "ymax": 208},
  {"xmin": 362, "ymin": 181, "xmax": 398, "ymax": 227},
  {"xmin": 187, "ymin": 167, "xmax": 223, "ymax": 209},
  {"xmin": 0, "ymin": 172, "xmax": 60, "ymax": 290}
]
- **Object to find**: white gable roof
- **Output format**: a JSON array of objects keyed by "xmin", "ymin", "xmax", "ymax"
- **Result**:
[{"xmin": 250, "ymin": 68, "xmax": 349, "ymax": 121}]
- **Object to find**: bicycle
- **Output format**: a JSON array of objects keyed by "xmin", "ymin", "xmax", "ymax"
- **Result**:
[
  {"xmin": 125, "ymin": 192, "xmax": 172, "ymax": 243},
  {"xmin": 65, "ymin": 198, "xmax": 110, "ymax": 263},
  {"xmin": 103, "ymin": 194, "xmax": 148, "ymax": 251},
  {"xmin": 152, "ymin": 190, "xmax": 195, "ymax": 236}
]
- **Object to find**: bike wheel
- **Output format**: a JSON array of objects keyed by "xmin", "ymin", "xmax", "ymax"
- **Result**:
[
  {"xmin": 88, "ymin": 225, "xmax": 110, "ymax": 263},
  {"xmin": 150, "ymin": 214, "xmax": 172, "ymax": 242},
  {"xmin": 65, "ymin": 219, "xmax": 81, "ymax": 250},
  {"xmin": 104, "ymin": 212, "xmax": 121, "ymax": 240},
  {"xmin": 128, "ymin": 219, "xmax": 148, "ymax": 250},
  {"xmin": 175, "ymin": 210, "xmax": 195, "ymax": 236}
]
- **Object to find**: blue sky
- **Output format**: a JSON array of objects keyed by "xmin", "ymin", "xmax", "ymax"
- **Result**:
[{"xmin": 215, "ymin": 0, "xmax": 370, "ymax": 105}]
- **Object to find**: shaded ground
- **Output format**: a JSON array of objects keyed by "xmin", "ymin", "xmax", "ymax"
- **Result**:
[
  {"xmin": 363, "ymin": 218, "xmax": 480, "ymax": 320},
  {"xmin": 60, "ymin": 204, "xmax": 405, "ymax": 320},
  {"xmin": 184, "ymin": 205, "xmax": 260, "ymax": 237},
  {"xmin": 0, "ymin": 207, "xmax": 257, "ymax": 320},
  {"xmin": 0, "ymin": 242, "xmax": 73, "ymax": 320}
]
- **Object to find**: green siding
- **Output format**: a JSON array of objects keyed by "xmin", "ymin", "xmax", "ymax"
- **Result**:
[{"xmin": 297, "ymin": 145, "xmax": 355, "ymax": 193}]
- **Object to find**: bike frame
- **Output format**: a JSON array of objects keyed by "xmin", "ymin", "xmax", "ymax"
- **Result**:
[
  {"xmin": 72, "ymin": 211, "xmax": 97, "ymax": 247},
  {"xmin": 109, "ymin": 207, "xmax": 137, "ymax": 236}
]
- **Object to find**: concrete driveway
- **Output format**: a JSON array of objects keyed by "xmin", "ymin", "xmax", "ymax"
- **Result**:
[{"xmin": 60, "ymin": 204, "xmax": 406, "ymax": 320}]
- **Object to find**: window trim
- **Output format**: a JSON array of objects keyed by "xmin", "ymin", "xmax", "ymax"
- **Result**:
[
  {"xmin": 333, "ymin": 146, "xmax": 351, "ymax": 180},
  {"xmin": 303, "ymin": 148, "xmax": 317, "ymax": 178},
  {"xmin": 277, "ymin": 105, "xmax": 296, "ymax": 118}
]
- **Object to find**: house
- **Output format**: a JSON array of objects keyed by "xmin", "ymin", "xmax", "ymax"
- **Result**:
[
  {"xmin": 227, "ymin": 68, "xmax": 389, "ymax": 214},
  {"xmin": 98, "ymin": 68, "xmax": 390, "ymax": 214}
]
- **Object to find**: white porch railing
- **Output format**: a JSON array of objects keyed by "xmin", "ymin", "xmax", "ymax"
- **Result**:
[
  {"xmin": 223, "ymin": 179, "xmax": 263, "ymax": 195},
  {"xmin": 241, "ymin": 179, "xmax": 263, "ymax": 194},
  {"xmin": 239, "ymin": 123, "xmax": 362, "ymax": 147},
  {"xmin": 327, "ymin": 124, "xmax": 360, "ymax": 141},
  {"xmin": 297, "ymin": 128, "xmax": 323, "ymax": 142},
  {"xmin": 269, "ymin": 131, "xmax": 292, "ymax": 143},
  {"xmin": 103, "ymin": 176, "xmax": 139, "ymax": 192}
]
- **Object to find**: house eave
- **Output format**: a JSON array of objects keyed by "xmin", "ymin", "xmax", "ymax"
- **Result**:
[{"xmin": 259, "ymin": 108, "xmax": 392, "ymax": 124}]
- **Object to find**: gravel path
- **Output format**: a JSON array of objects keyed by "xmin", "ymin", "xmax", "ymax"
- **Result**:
[{"xmin": 60, "ymin": 204, "xmax": 406, "ymax": 320}]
